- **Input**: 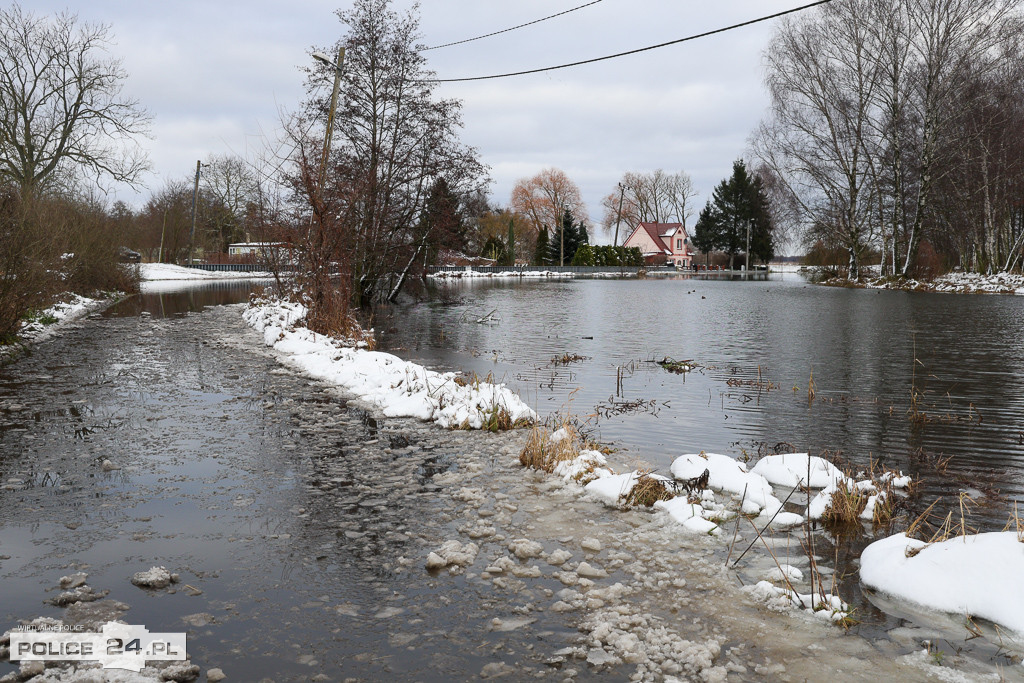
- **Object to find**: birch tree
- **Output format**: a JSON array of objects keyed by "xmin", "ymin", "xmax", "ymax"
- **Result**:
[{"xmin": 756, "ymin": 0, "xmax": 882, "ymax": 279}]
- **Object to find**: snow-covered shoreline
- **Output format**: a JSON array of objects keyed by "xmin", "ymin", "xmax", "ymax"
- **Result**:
[
  {"xmin": 1, "ymin": 294, "xmax": 113, "ymax": 364},
  {"xmin": 855, "ymin": 271, "xmax": 1024, "ymax": 295},
  {"xmin": 242, "ymin": 298, "xmax": 536, "ymax": 429},
  {"xmin": 428, "ymin": 269, "xmax": 572, "ymax": 279},
  {"xmin": 139, "ymin": 263, "xmax": 274, "ymax": 281}
]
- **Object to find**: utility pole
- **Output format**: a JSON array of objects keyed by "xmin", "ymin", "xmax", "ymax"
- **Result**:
[
  {"xmin": 612, "ymin": 182, "xmax": 625, "ymax": 248},
  {"xmin": 158, "ymin": 210, "xmax": 167, "ymax": 264},
  {"xmin": 314, "ymin": 48, "xmax": 346, "ymax": 188},
  {"xmin": 187, "ymin": 160, "xmax": 201, "ymax": 266}
]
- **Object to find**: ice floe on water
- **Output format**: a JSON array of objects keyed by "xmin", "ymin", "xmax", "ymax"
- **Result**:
[{"xmin": 243, "ymin": 298, "xmax": 537, "ymax": 429}]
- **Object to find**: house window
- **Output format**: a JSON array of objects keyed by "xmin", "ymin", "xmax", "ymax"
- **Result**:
[{"xmin": 676, "ymin": 239, "xmax": 682, "ymax": 250}]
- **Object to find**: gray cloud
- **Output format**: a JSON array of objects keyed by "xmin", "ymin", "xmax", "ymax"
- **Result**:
[{"xmin": 31, "ymin": 0, "xmax": 796, "ymax": 230}]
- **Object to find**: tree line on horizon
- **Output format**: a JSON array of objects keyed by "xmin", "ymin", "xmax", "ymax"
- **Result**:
[{"xmin": 9, "ymin": 0, "xmax": 1024, "ymax": 343}]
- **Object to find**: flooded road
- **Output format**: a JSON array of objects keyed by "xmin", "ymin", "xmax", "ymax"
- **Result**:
[{"xmin": 0, "ymin": 283, "xmax": 1018, "ymax": 681}]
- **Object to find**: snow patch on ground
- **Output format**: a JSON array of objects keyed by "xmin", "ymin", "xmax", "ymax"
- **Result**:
[
  {"xmin": 139, "ymin": 262, "xmax": 273, "ymax": 281},
  {"xmin": 243, "ymin": 299, "xmax": 537, "ymax": 430},
  {"xmin": 16, "ymin": 294, "xmax": 106, "ymax": 345}
]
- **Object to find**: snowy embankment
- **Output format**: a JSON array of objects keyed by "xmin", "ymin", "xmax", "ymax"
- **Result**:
[
  {"xmin": 243, "ymin": 299, "xmax": 536, "ymax": 429},
  {"xmin": 139, "ymin": 263, "xmax": 274, "ymax": 281},
  {"xmin": 865, "ymin": 271, "xmax": 1024, "ymax": 295},
  {"xmin": 3, "ymin": 295, "xmax": 108, "ymax": 363},
  {"xmin": 429, "ymin": 269, "xmax": 570, "ymax": 279},
  {"xmin": 860, "ymin": 531, "xmax": 1024, "ymax": 639},
  {"xmin": 17, "ymin": 295, "xmax": 103, "ymax": 342}
]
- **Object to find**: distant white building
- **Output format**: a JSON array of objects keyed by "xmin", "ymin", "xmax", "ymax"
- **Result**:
[{"xmin": 227, "ymin": 242, "xmax": 288, "ymax": 260}]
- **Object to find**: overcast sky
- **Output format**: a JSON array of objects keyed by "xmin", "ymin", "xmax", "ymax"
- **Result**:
[{"xmin": 30, "ymin": 0, "xmax": 807, "ymax": 238}]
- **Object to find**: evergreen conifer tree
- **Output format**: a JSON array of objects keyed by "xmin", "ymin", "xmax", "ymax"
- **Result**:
[
  {"xmin": 692, "ymin": 160, "xmax": 774, "ymax": 269},
  {"xmin": 548, "ymin": 209, "xmax": 587, "ymax": 265}
]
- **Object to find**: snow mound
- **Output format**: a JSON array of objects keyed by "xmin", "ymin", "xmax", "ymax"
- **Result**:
[
  {"xmin": 860, "ymin": 532, "xmax": 1024, "ymax": 638},
  {"xmin": 244, "ymin": 299, "xmax": 537, "ymax": 430},
  {"xmin": 751, "ymin": 453, "xmax": 845, "ymax": 489},
  {"xmin": 552, "ymin": 449, "xmax": 612, "ymax": 484},
  {"xmin": 583, "ymin": 471, "xmax": 671, "ymax": 507},
  {"xmin": 670, "ymin": 453, "xmax": 780, "ymax": 516},
  {"xmin": 653, "ymin": 497, "xmax": 720, "ymax": 535}
]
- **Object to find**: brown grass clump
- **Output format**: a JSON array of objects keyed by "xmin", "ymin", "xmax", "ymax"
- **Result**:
[
  {"xmin": 551, "ymin": 352, "xmax": 589, "ymax": 365},
  {"xmin": 480, "ymin": 404, "xmax": 533, "ymax": 432},
  {"xmin": 519, "ymin": 424, "xmax": 582, "ymax": 473},
  {"xmin": 622, "ymin": 472, "xmax": 676, "ymax": 507},
  {"xmin": 821, "ymin": 484, "xmax": 869, "ymax": 528},
  {"xmin": 1003, "ymin": 502, "xmax": 1024, "ymax": 543}
]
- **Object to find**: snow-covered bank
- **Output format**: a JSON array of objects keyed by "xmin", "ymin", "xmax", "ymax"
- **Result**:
[
  {"xmin": 429, "ymin": 269, "xmax": 571, "ymax": 279},
  {"xmin": 862, "ymin": 271, "xmax": 1024, "ymax": 295},
  {"xmin": 17, "ymin": 295, "xmax": 104, "ymax": 342},
  {"xmin": 2, "ymin": 294, "xmax": 112, "ymax": 364},
  {"xmin": 139, "ymin": 263, "xmax": 274, "ymax": 281},
  {"xmin": 860, "ymin": 531, "xmax": 1024, "ymax": 640},
  {"xmin": 243, "ymin": 299, "xmax": 536, "ymax": 429}
]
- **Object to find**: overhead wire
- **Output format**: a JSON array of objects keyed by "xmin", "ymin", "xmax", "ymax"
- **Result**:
[
  {"xmin": 427, "ymin": 0, "xmax": 832, "ymax": 82},
  {"xmin": 423, "ymin": 0, "xmax": 604, "ymax": 51}
]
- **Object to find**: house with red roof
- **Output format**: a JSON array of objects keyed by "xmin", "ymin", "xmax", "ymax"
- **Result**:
[{"xmin": 621, "ymin": 222, "xmax": 694, "ymax": 268}]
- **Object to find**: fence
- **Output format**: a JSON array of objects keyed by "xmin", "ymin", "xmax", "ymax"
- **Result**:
[
  {"xmin": 426, "ymin": 265, "xmax": 671, "ymax": 275},
  {"xmin": 182, "ymin": 263, "xmax": 293, "ymax": 273}
]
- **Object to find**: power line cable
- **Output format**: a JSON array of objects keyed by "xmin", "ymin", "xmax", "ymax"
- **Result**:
[
  {"xmin": 428, "ymin": 0, "xmax": 831, "ymax": 82},
  {"xmin": 423, "ymin": 0, "xmax": 604, "ymax": 51}
]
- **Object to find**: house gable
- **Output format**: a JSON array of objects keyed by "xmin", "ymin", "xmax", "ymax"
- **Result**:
[{"xmin": 622, "ymin": 222, "xmax": 693, "ymax": 267}]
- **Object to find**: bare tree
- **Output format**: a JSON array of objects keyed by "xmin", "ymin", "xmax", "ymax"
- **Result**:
[
  {"xmin": 756, "ymin": 0, "xmax": 883, "ymax": 278},
  {"xmin": 0, "ymin": 4, "xmax": 151, "ymax": 198},
  {"xmin": 295, "ymin": 0, "xmax": 486, "ymax": 314},
  {"xmin": 621, "ymin": 170, "xmax": 698, "ymax": 226},
  {"xmin": 897, "ymin": 0, "xmax": 1021, "ymax": 275},
  {"xmin": 755, "ymin": 0, "xmax": 1024, "ymax": 277},
  {"xmin": 509, "ymin": 167, "xmax": 587, "ymax": 265}
]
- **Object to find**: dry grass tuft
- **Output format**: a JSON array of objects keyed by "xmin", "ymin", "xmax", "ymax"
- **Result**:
[
  {"xmin": 1003, "ymin": 502, "xmax": 1024, "ymax": 543},
  {"xmin": 480, "ymin": 404, "xmax": 532, "ymax": 432},
  {"xmin": 821, "ymin": 483, "xmax": 869, "ymax": 528},
  {"xmin": 519, "ymin": 424, "xmax": 583, "ymax": 473},
  {"xmin": 905, "ymin": 493, "xmax": 979, "ymax": 557},
  {"xmin": 622, "ymin": 472, "xmax": 676, "ymax": 508},
  {"xmin": 551, "ymin": 352, "xmax": 589, "ymax": 365}
]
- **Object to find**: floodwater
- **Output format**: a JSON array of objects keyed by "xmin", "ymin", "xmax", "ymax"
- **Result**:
[
  {"xmin": 0, "ymin": 278, "xmax": 1021, "ymax": 681},
  {"xmin": 380, "ymin": 274, "xmax": 1024, "ymax": 520},
  {"xmin": 378, "ymin": 272, "xmax": 1024, "ymax": 667}
]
